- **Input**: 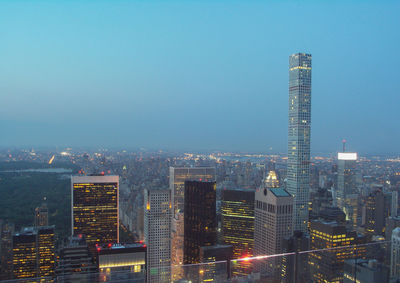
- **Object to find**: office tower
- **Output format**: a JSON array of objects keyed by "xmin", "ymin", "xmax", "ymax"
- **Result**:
[
  {"xmin": 184, "ymin": 181, "xmax": 217, "ymax": 264},
  {"xmin": 34, "ymin": 203, "xmax": 49, "ymax": 227},
  {"xmin": 13, "ymin": 228, "xmax": 37, "ymax": 279},
  {"xmin": 170, "ymin": 167, "xmax": 216, "ymax": 218},
  {"xmin": 221, "ymin": 189, "xmax": 254, "ymax": 258},
  {"xmin": 37, "ymin": 226, "xmax": 56, "ymax": 277},
  {"xmin": 254, "ymin": 187, "xmax": 293, "ymax": 277},
  {"xmin": 96, "ymin": 243, "xmax": 146, "ymax": 282},
  {"xmin": 221, "ymin": 188, "xmax": 254, "ymax": 277},
  {"xmin": 169, "ymin": 167, "xmax": 215, "ymax": 275},
  {"xmin": 281, "ymin": 231, "xmax": 310, "ymax": 283},
  {"xmin": 391, "ymin": 227, "xmax": 400, "ymax": 278},
  {"xmin": 363, "ymin": 189, "xmax": 388, "ymax": 235},
  {"xmin": 199, "ymin": 245, "xmax": 232, "ymax": 282},
  {"xmin": 337, "ymin": 151, "xmax": 358, "ymax": 228},
  {"xmin": 263, "ymin": 170, "xmax": 280, "ymax": 188},
  {"xmin": 309, "ymin": 220, "xmax": 366, "ymax": 283},
  {"xmin": 56, "ymin": 235, "xmax": 98, "ymax": 281},
  {"xmin": 0, "ymin": 221, "xmax": 14, "ymax": 280},
  {"xmin": 344, "ymin": 259, "xmax": 389, "ymax": 283},
  {"xmin": 71, "ymin": 175, "xmax": 119, "ymax": 248},
  {"xmin": 287, "ymin": 52, "xmax": 312, "ymax": 232},
  {"xmin": 12, "ymin": 226, "xmax": 55, "ymax": 279},
  {"xmin": 144, "ymin": 189, "xmax": 171, "ymax": 283}
]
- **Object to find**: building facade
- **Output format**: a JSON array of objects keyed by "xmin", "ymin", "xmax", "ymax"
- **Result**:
[
  {"xmin": 183, "ymin": 181, "xmax": 217, "ymax": 265},
  {"xmin": 391, "ymin": 227, "xmax": 400, "ymax": 278},
  {"xmin": 254, "ymin": 187, "xmax": 293, "ymax": 278},
  {"xmin": 221, "ymin": 188, "xmax": 254, "ymax": 259},
  {"xmin": 12, "ymin": 226, "xmax": 55, "ymax": 279},
  {"xmin": 144, "ymin": 189, "xmax": 171, "ymax": 283},
  {"xmin": 287, "ymin": 53, "xmax": 312, "ymax": 232},
  {"xmin": 169, "ymin": 167, "xmax": 215, "ymax": 278},
  {"xmin": 336, "ymin": 152, "xmax": 359, "ymax": 228},
  {"xmin": 71, "ymin": 175, "xmax": 119, "ymax": 248},
  {"xmin": 309, "ymin": 220, "xmax": 366, "ymax": 283},
  {"xmin": 96, "ymin": 243, "xmax": 146, "ymax": 282}
]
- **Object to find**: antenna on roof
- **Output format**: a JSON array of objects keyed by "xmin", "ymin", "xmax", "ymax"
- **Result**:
[{"xmin": 342, "ymin": 139, "xmax": 346, "ymax": 152}]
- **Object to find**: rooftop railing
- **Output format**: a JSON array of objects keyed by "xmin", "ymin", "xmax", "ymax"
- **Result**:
[{"xmin": 1, "ymin": 240, "xmax": 392, "ymax": 283}]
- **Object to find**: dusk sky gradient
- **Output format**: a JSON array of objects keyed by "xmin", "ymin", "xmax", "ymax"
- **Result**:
[{"xmin": 1, "ymin": 1, "xmax": 399, "ymax": 154}]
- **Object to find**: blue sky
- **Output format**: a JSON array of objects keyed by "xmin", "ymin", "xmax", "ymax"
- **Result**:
[{"xmin": 1, "ymin": 1, "xmax": 399, "ymax": 153}]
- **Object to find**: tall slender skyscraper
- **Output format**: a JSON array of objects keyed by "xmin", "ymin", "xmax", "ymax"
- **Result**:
[
  {"xmin": 144, "ymin": 189, "xmax": 172, "ymax": 283},
  {"xmin": 287, "ymin": 53, "xmax": 312, "ymax": 232}
]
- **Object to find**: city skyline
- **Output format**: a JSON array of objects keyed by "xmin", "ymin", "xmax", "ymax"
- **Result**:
[{"xmin": 1, "ymin": 1, "xmax": 400, "ymax": 153}]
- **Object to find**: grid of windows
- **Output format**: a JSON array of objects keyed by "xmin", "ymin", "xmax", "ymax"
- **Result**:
[
  {"xmin": 287, "ymin": 53, "xmax": 312, "ymax": 232},
  {"xmin": 144, "ymin": 189, "xmax": 171, "ymax": 283},
  {"xmin": 72, "ymin": 176, "xmax": 119, "ymax": 249}
]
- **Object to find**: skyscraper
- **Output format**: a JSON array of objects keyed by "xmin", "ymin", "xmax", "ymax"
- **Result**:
[
  {"xmin": 183, "ymin": 181, "xmax": 217, "ymax": 265},
  {"xmin": 336, "ymin": 151, "xmax": 359, "ymax": 227},
  {"xmin": 254, "ymin": 187, "xmax": 293, "ymax": 278},
  {"xmin": 56, "ymin": 235, "xmax": 98, "ymax": 281},
  {"xmin": 309, "ymin": 220, "xmax": 366, "ymax": 282},
  {"xmin": 71, "ymin": 175, "xmax": 119, "ymax": 248},
  {"xmin": 37, "ymin": 226, "xmax": 56, "ymax": 277},
  {"xmin": 287, "ymin": 52, "xmax": 312, "ymax": 232},
  {"xmin": 13, "ymin": 229, "xmax": 37, "ymax": 279},
  {"xmin": 12, "ymin": 226, "xmax": 55, "ymax": 279},
  {"xmin": 144, "ymin": 189, "xmax": 172, "ymax": 283},
  {"xmin": 221, "ymin": 189, "xmax": 254, "ymax": 258},
  {"xmin": 169, "ymin": 167, "xmax": 215, "ymax": 275},
  {"xmin": 221, "ymin": 188, "xmax": 254, "ymax": 276}
]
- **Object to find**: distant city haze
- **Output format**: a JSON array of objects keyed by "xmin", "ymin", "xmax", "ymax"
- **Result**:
[{"xmin": 1, "ymin": 1, "xmax": 399, "ymax": 154}]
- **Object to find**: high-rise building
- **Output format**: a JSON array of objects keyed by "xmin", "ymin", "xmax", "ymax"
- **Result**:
[
  {"xmin": 144, "ymin": 189, "xmax": 171, "ymax": 283},
  {"xmin": 199, "ymin": 245, "xmax": 232, "ymax": 282},
  {"xmin": 0, "ymin": 221, "xmax": 14, "ymax": 280},
  {"xmin": 183, "ymin": 181, "xmax": 217, "ymax": 265},
  {"xmin": 37, "ymin": 226, "xmax": 56, "ymax": 277},
  {"xmin": 169, "ymin": 167, "xmax": 216, "ymax": 219},
  {"xmin": 287, "ymin": 52, "xmax": 312, "ymax": 232},
  {"xmin": 13, "ymin": 229, "xmax": 37, "ymax": 279},
  {"xmin": 71, "ymin": 175, "xmax": 119, "ymax": 248},
  {"xmin": 221, "ymin": 188, "xmax": 254, "ymax": 258},
  {"xmin": 281, "ymin": 230, "xmax": 310, "ymax": 283},
  {"xmin": 337, "ymin": 151, "xmax": 359, "ymax": 228},
  {"xmin": 12, "ymin": 226, "xmax": 55, "ymax": 279},
  {"xmin": 309, "ymin": 220, "xmax": 366, "ymax": 283},
  {"xmin": 391, "ymin": 227, "xmax": 400, "ymax": 278},
  {"xmin": 169, "ymin": 167, "xmax": 215, "ymax": 275},
  {"xmin": 56, "ymin": 235, "xmax": 98, "ymax": 281},
  {"xmin": 35, "ymin": 202, "xmax": 49, "ymax": 227},
  {"xmin": 221, "ymin": 188, "xmax": 254, "ymax": 277},
  {"xmin": 363, "ymin": 189, "xmax": 390, "ymax": 235},
  {"xmin": 254, "ymin": 187, "xmax": 293, "ymax": 278}
]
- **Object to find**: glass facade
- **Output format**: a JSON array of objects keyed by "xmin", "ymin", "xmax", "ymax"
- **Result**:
[
  {"xmin": 287, "ymin": 52, "xmax": 312, "ymax": 232},
  {"xmin": 221, "ymin": 189, "xmax": 254, "ymax": 276},
  {"xmin": 183, "ymin": 181, "xmax": 217, "ymax": 265}
]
